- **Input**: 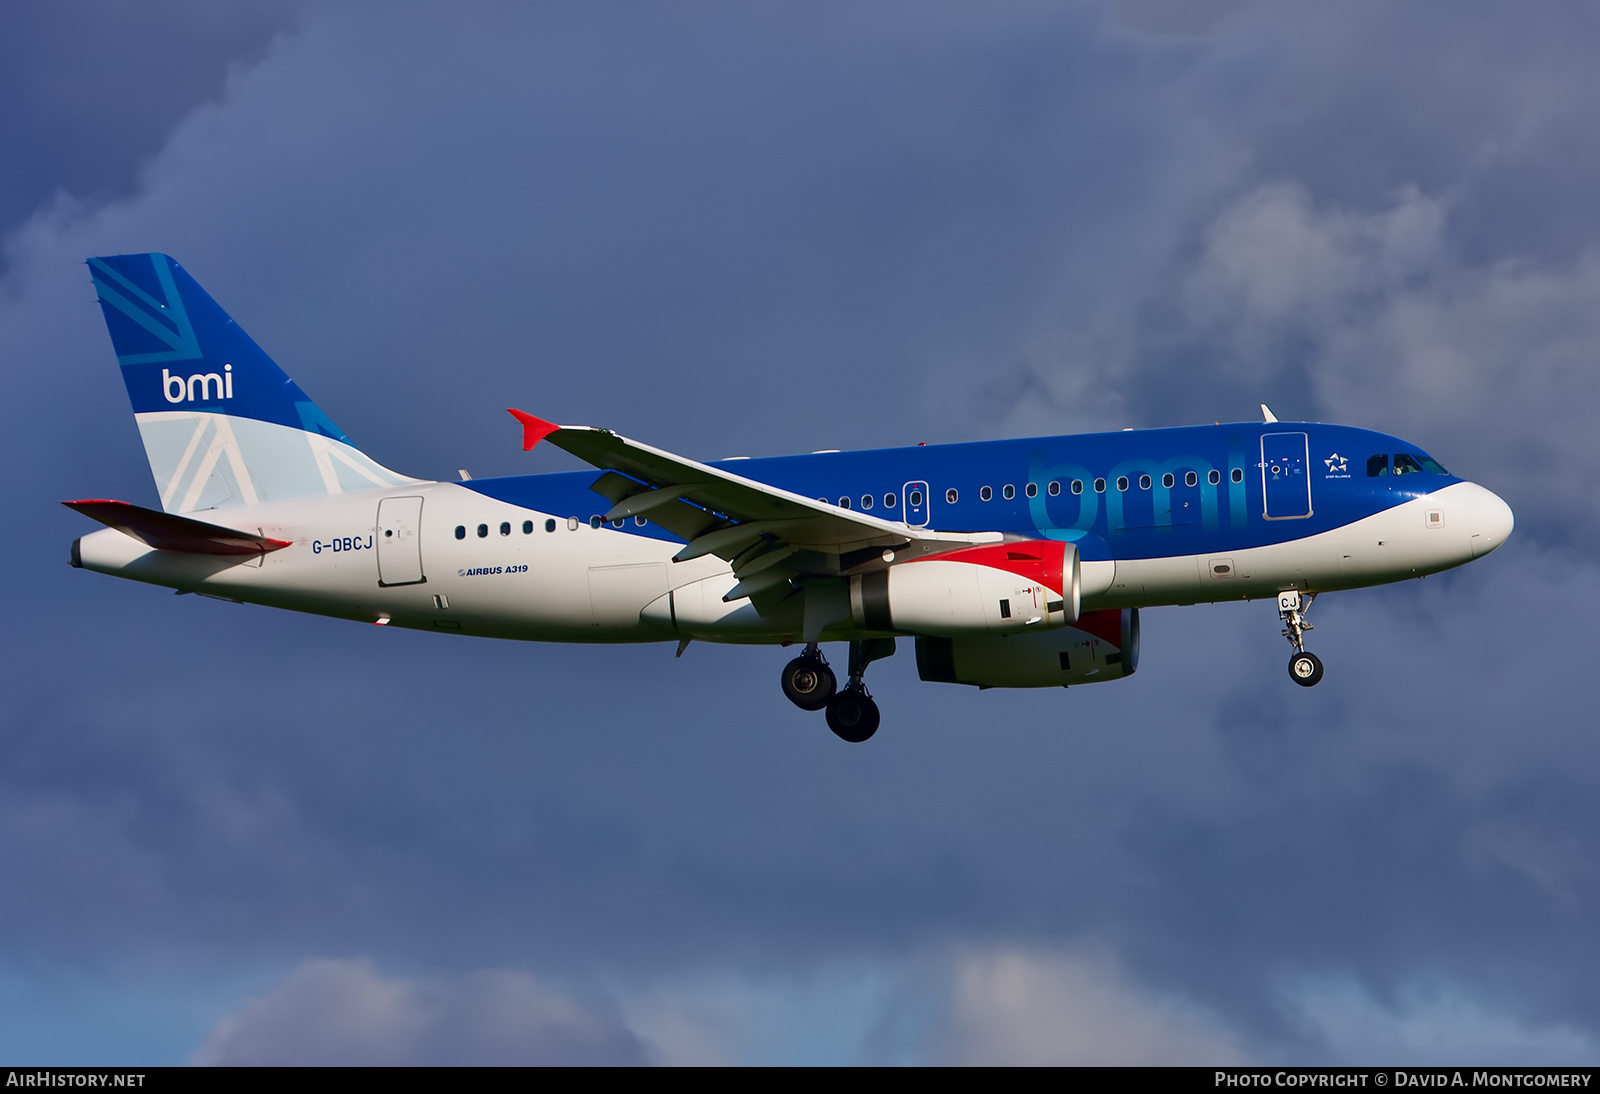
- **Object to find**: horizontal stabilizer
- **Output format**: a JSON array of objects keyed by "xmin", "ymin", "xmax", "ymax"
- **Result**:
[{"xmin": 62, "ymin": 499, "xmax": 291, "ymax": 556}]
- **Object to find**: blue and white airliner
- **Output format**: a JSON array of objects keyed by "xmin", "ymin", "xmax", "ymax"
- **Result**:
[{"xmin": 67, "ymin": 253, "xmax": 1514, "ymax": 741}]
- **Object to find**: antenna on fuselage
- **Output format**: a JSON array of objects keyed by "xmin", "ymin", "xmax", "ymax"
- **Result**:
[{"xmin": 1260, "ymin": 404, "xmax": 1279, "ymax": 424}]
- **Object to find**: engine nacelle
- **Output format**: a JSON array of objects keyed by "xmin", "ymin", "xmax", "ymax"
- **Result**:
[
  {"xmin": 849, "ymin": 541, "xmax": 1079, "ymax": 636},
  {"xmin": 915, "ymin": 607, "xmax": 1139, "ymax": 688}
]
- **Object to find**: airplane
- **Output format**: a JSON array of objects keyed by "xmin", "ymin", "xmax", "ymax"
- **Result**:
[{"xmin": 66, "ymin": 253, "xmax": 1514, "ymax": 742}]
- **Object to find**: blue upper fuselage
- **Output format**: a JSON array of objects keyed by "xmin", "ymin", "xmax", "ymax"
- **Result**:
[{"xmin": 462, "ymin": 421, "xmax": 1459, "ymax": 562}]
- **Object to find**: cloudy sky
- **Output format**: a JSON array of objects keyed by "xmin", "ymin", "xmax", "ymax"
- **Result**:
[{"xmin": 2, "ymin": 0, "xmax": 1597, "ymax": 1065}]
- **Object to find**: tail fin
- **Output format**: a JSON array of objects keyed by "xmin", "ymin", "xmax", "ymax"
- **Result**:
[{"xmin": 88, "ymin": 253, "xmax": 421, "ymax": 513}]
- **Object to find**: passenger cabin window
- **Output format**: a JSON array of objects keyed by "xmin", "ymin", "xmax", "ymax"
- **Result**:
[
  {"xmin": 1116, "ymin": 476, "xmax": 1129, "ymax": 492},
  {"xmin": 589, "ymin": 516, "xmax": 602, "ymax": 529},
  {"xmin": 1163, "ymin": 473, "xmax": 1174, "ymax": 488},
  {"xmin": 1393, "ymin": 454, "xmax": 1424, "ymax": 476},
  {"xmin": 545, "ymin": 519, "xmax": 556, "ymax": 532},
  {"xmin": 1094, "ymin": 478, "xmax": 1106, "ymax": 493},
  {"xmin": 838, "ymin": 496, "xmax": 851, "ymax": 509},
  {"xmin": 1071, "ymin": 480, "xmax": 1083, "ymax": 495},
  {"xmin": 1231, "ymin": 468, "xmax": 1244, "ymax": 483},
  {"xmin": 1185, "ymin": 471, "xmax": 1197, "ymax": 487},
  {"xmin": 1368, "ymin": 454, "xmax": 1390, "ymax": 477},
  {"xmin": 1025, "ymin": 483, "xmax": 1038, "ymax": 498},
  {"xmin": 1208, "ymin": 470, "xmax": 1221, "ymax": 485},
  {"xmin": 884, "ymin": 493, "xmax": 897, "ymax": 508},
  {"xmin": 476, "ymin": 524, "xmax": 488, "ymax": 538},
  {"xmin": 1139, "ymin": 475, "xmax": 1151, "ymax": 490},
  {"xmin": 1048, "ymin": 481, "xmax": 1061, "ymax": 496},
  {"xmin": 500, "ymin": 522, "xmax": 511, "ymax": 536},
  {"xmin": 980, "ymin": 486, "xmax": 993, "ymax": 501},
  {"xmin": 861, "ymin": 495, "xmax": 873, "ymax": 510},
  {"xmin": 946, "ymin": 488, "xmax": 958, "ymax": 504},
  {"xmin": 1003, "ymin": 485, "xmax": 1015, "ymax": 500},
  {"xmin": 455, "ymin": 525, "xmax": 466, "ymax": 539},
  {"xmin": 523, "ymin": 520, "xmax": 534, "ymax": 534}
]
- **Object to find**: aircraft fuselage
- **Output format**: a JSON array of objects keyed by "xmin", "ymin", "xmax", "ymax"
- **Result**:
[{"xmin": 74, "ymin": 421, "xmax": 1512, "ymax": 645}]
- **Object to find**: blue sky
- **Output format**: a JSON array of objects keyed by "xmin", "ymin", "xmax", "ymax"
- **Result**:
[{"xmin": 2, "ymin": 0, "xmax": 1598, "ymax": 1064}]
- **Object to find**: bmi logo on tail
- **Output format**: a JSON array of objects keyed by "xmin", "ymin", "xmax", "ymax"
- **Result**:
[{"xmin": 162, "ymin": 363, "xmax": 234, "ymax": 403}]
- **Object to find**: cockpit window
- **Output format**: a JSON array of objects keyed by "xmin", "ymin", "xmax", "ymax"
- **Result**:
[
  {"xmin": 1416, "ymin": 455, "xmax": 1448, "ymax": 475},
  {"xmin": 1367, "ymin": 455, "xmax": 1389, "ymax": 477},
  {"xmin": 1392, "ymin": 454, "xmax": 1424, "ymax": 476}
]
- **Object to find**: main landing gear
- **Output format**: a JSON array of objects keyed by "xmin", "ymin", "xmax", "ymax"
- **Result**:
[
  {"xmin": 780, "ymin": 645, "xmax": 836, "ymax": 710},
  {"xmin": 1278, "ymin": 590, "xmax": 1324, "ymax": 687},
  {"xmin": 780, "ymin": 639, "xmax": 894, "ymax": 742}
]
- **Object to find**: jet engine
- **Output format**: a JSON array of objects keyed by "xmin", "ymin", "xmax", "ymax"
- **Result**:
[
  {"xmin": 915, "ymin": 607, "xmax": 1139, "ymax": 688},
  {"xmin": 849, "ymin": 541, "xmax": 1080, "ymax": 636}
]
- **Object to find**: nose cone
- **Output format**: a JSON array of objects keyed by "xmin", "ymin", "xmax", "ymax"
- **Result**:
[{"xmin": 1459, "ymin": 482, "xmax": 1514, "ymax": 557}]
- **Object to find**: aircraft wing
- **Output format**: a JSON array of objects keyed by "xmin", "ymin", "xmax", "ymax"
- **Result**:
[{"xmin": 509, "ymin": 409, "xmax": 999, "ymax": 598}]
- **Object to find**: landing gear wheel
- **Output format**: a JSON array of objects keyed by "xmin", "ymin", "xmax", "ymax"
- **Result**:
[
  {"xmin": 1288, "ymin": 651, "xmax": 1324, "ymax": 687},
  {"xmin": 781, "ymin": 656, "xmax": 836, "ymax": 711},
  {"xmin": 825, "ymin": 688, "xmax": 880, "ymax": 743}
]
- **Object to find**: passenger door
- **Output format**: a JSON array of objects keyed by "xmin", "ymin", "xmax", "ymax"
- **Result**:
[
  {"xmin": 376, "ymin": 496, "xmax": 426, "ymax": 585},
  {"xmin": 1261, "ymin": 433, "xmax": 1312, "ymax": 520}
]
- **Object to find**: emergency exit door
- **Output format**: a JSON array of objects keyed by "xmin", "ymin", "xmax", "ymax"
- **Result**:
[{"xmin": 903, "ymin": 481, "xmax": 930, "ymax": 528}]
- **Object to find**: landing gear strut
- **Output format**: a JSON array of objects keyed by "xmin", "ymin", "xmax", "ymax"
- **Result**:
[
  {"xmin": 823, "ymin": 638, "xmax": 894, "ymax": 743},
  {"xmin": 782, "ymin": 639, "xmax": 894, "ymax": 741},
  {"xmin": 1278, "ymin": 590, "xmax": 1324, "ymax": 687}
]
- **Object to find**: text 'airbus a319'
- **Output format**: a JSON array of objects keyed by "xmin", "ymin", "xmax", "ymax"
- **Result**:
[{"xmin": 67, "ymin": 254, "xmax": 1514, "ymax": 741}]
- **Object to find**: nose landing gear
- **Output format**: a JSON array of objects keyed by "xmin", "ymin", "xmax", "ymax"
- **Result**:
[
  {"xmin": 1278, "ymin": 591, "xmax": 1324, "ymax": 687},
  {"xmin": 783, "ymin": 638, "xmax": 894, "ymax": 741},
  {"xmin": 1289, "ymin": 650, "xmax": 1324, "ymax": 686}
]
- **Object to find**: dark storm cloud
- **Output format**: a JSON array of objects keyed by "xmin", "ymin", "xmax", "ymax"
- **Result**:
[
  {"xmin": 0, "ymin": 0, "xmax": 1597, "ymax": 1064},
  {"xmin": 0, "ymin": 1, "xmax": 302, "ymax": 239}
]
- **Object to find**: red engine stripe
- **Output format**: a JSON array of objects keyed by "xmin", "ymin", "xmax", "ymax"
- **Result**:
[{"xmin": 908, "ymin": 540, "xmax": 1066, "ymax": 595}]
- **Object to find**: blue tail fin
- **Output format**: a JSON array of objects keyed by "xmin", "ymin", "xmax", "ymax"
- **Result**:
[{"xmin": 88, "ymin": 253, "xmax": 420, "ymax": 512}]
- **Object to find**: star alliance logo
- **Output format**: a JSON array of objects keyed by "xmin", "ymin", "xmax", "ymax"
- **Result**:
[{"xmin": 1324, "ymin": 452, "xmax": 1348, "ymax": 473}]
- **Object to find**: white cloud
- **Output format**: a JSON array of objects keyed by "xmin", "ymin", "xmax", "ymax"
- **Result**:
[
  {"xmin": 193, "ymin": 948, "xmax": 1253, "ymax": 1065},
  {"xmin": 619, "ymin": 964, "xmax": 909, "ymax": 1066},
  {"xmin": 192, "ymin": 959, "xmax": 649, "ymax": 1065},
  {"xmin": 934, "ymin": 946, "xmax": 1247, "ymax": 1065},
  {"xmin": 1214, "ymin": 182, "xmax": 1600, "ymax": 539},
  {"xmin": 1019, "ymin": 174, "xmax": 1600, "ymax": 541},
  {"xmin": 1184, "ymin": 182, "xmax": 1446, "ymax": 351}
]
